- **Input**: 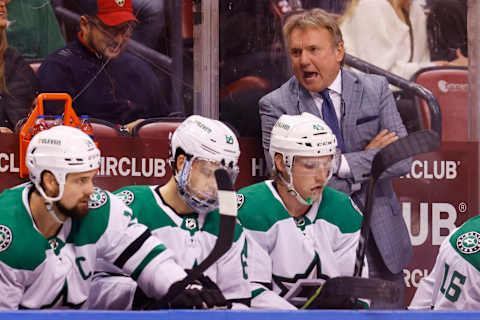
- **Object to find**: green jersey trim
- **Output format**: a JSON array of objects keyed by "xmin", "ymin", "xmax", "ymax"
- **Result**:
[
  {"xmin": 252, "ymin": 288, "xmax": 266, "ymax": 298},
  {"xmin": 0, "ymin": 185, "xmax": 46, "ymax": 270},
  {"xmin": 316, "ymin": 187, "xmax": 363, "ymax": 233},
  {"xmin": 238, "ymin": 182, "xmax": 291, "ymax": 232},
  {"xmin": 238, "ymin": 181, "xmax": 362, "ymax": 233},
  {"xmin": 115, "ymin": 185, "xmax": 243, "ymax": 242},
  {"xmin": 114, "ymin": 186, "xmax": 176, "ymax": 230},
  {"xmin": 449, "ymin": 216, "xmax": 480, "ymax": 272},
  {"xmin": 66, "ymin": 189, "xmax": 111, "ymax": 246},
  {"xmin": 131, "ymin": 244, "xmax": 167, "ymax": 280}
]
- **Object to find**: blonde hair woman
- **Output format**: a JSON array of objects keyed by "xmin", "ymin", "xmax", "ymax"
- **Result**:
[{"xmin": 339, "ymin": 0, "xmax": 466, "ymax": 80}]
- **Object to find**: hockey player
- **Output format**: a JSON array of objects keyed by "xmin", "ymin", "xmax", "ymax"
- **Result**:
[
  {"xmin": 237, "ymin": 112, "xmax": 369, "ymax": 308},
  {"xmin": 409, "ymin": 216, "xmax": 480, "ymax": 310},
  {"xmin": 0, "ymin": 125, "xmax": 228, "ymax": 310},
  {"xmin": 88, "ymin": 115, "xmax": 293, "ymax": 309}
]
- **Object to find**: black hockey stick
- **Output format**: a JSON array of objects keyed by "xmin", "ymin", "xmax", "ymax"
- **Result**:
[
  {"xmin": 354, "ymin": 130, "xmax": 440, "ymax": 278},
  {"xmin": 161, "ymin": 168, "xmax": 238, "ymax": 302},
  {"xmin": 299, "ymin": 277, "xmax": 402, "ymax": 309}
]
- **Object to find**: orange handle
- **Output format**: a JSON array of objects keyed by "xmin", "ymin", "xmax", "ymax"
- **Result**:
[{"xmin": 19, "ymin": 93, "xmax": 81, "ymax": 178}]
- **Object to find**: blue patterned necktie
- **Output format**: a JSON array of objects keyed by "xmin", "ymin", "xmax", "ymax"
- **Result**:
[{"xmin": 320, "ymin": 89, "xmax": 345, "ymax": 152}]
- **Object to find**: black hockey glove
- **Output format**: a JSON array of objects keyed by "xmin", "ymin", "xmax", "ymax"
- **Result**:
[{"xmin": 144, "ymin": 273, "xmax": 230, "ymax": 309}]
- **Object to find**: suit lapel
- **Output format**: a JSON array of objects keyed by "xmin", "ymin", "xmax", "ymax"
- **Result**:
[
  {"xmin": 341, "ymin": 70, "xmax": 363, "ymax": 151},
  {"xmin": 293, "ymin": 78, "xmax": 321, "ymax": 117}
]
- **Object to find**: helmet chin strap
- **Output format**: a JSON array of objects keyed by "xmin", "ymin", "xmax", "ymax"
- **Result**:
[
  {"xmin": 34, "ymin": 182, "xmax": 65, "ymax": 224},
  {"xmin": 278, "ymin": 168, "xmax": 313, "ymax": 206},
  {"xmin": 45, "ymin": 201, "xmax": 64, "ymax": 224}
]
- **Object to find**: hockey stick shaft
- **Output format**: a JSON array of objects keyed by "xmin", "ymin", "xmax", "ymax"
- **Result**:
[
  {"xmin": 353, "ymin": 130, "xmax": 440, "ymax": 277},
  {"xmin": 165, "ymin": 169, "xmax": 237, "ymax": 299}
]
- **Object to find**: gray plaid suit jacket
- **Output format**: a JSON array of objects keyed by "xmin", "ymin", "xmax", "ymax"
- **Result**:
[{"xmin": 259, "ymin": 69, "xmax": 413, "ymax": 274}]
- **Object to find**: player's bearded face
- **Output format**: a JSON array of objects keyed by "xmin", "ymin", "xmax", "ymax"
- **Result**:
[
  {"xmin": 55, "ymin": 198, "xmax": 90, "ymax": 219},
  {"xmin": 57, "ymin": 170, "xmax": 97, "ymax": 219},
  {"xmin": 291, "ymin": 155, "xmax": 333, "ymax": 203}
]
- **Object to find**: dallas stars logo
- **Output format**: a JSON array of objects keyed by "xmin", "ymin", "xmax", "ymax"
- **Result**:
[
  {"xmin": 88, "ymin": 188, "xmax": 108, "ymax": 209},
  {"xmin": 117, "ymin": 190, "xmax": 135, "ymax": 206},
  {"xmin": 185, "ymin": 218, "xmax": 197, "ymax": 230},
  {"xmin": 0, "ymin": 225, "xmax": 12, "ymax": 252},
  {"xmin": 236, "ymin": 194, "xmax": 244, "ymax": 209},
  {"xmin": 457, "ymin": 231, "xmax": 480, "ymax": 254}
]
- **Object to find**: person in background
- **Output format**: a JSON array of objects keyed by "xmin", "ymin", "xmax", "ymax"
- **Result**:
[
  {"xmin": 259, "ymin": 8, "xmax": 412, "ymax": 308},
  {"xmin": 339, "ymin": 0, "xmax": 466, "ymax": 81},
  {"xmin": 5, "ymin": 0, "xmax": 65, "ymax": 60},
  {"xmin": 0, "ymin": 0, "xmax": 37, "ymax": 133},
  {"xmin": 37, "ymin": 0, "xmax": 171, "ymax": 133},
  {"xmin": 426, "ymin": 0, "xmax": 467, "ymax": 63},
  {"xmin": 131, "ymin": 0, "xmax": 167, "ymax": 52}
]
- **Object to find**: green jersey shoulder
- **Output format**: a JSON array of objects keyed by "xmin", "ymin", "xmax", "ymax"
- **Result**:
[
  {"xmin": 0, "ymin": 185, "xmax": 111, "ymax": 270},
  {"xmin": 115, "ymin": 185, "xmax": 243, "ymax": 242},
  {"xmin": 237, "ymin": 181, "xmax": 362, "ymax": 233},
  {"xmin": 449, "ymin": 216, "xmax": 480, "ymax": 272}
]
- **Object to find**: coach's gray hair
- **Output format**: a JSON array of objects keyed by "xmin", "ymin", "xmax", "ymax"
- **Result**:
[{"xmin": 283, "ymin": 8, "xmax": 344, "ymax": 64}]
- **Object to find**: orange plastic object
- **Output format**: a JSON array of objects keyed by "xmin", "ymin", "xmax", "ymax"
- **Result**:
[{"xmin": 19, "ymin": 93, "xmax": 80, "ymax": 178}]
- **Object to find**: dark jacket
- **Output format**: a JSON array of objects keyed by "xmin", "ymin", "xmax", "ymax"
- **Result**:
[
  {"xmin": 37, "ymin": 37, "xmax": 170, "ymax": 124},
  {"xmin": 1, "ymin": 47, "xmax": 38, "ymax": 130}
]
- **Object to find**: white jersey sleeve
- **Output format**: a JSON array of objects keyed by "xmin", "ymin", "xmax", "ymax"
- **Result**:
[
  {"xmin": 0, "ymin": 261, "xmax": 24, "ymax": 309},
  {"xmin": 214, "ymin": 231, "xmax": 251, "ymax": 302},
  {"xmin": 95, "ymin": 191, "xmax": 186, "ymax": 299}
]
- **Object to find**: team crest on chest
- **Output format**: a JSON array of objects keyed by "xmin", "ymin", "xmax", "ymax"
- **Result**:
[
  {"xmin": 185, "ymin": 218, "xmax": 197, "ymax": 230},
  {"xmin": 89, "ymin": 188, "xmax": 108, "ymax": 209},
  {"xmin": 237, "ymin": 194, "xmax": 244, "ymax": 209},
  {"xmin": 457, "ymin": 231, "xmax": 480, "ymax": 254},
  {"xmin": 0, "ymin": 225, "xmax": 12, "ymax": 252},
  {"xmin": 117, "ymin": 190, "xmax": 135, "ymax": 206},
  {"xmin": 115, "ymin": 0, "xmax": 125, "ymax": 7},
  {"xmin": 48, "ymin": 238, "xmax": 58, "ymax": 251},
  {"xmin": 294, "ymin": 216, "xmax": 306, "ymax": 227}
]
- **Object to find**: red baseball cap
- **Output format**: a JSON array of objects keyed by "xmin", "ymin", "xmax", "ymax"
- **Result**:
[{"xmin": 83, "ymin": 0, "xmax": 138, "ymax": 26}]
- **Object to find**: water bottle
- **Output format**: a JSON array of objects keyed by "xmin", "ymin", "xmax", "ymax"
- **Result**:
[
  {"xmin": 79, "ymin": 115, "xmax": 94, "ymax": 140},
  {"xmin": 52, "ymin": 115, "xmax": 63, "ymax": 127},
  {"xmin": 30, "ymin": 115, "xmax": 48, "ymax": 137}
]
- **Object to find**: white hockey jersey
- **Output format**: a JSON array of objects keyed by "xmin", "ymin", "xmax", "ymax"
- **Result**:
[
  {"xmin": 89, "ymin": 185, "xmax": 251, "ymax": 309},
  {"xmin": 0, "ymin": 184, "xmax": 186, "ymax": 310},
  {"xmin": 237, "ymin": 181, "xmax": 368, "ymax": 299},
  {"xmin": 410, "ymin": 216, "xmax": 480, "ymax": 310}
]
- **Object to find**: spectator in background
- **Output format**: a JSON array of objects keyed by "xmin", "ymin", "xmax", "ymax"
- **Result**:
[
  {"xmin": 0, "ymin": 0, "xmax": 38, "ymax": 133},
  {"xmin": 339, "ymin": 0, "xmax": 466, "ymax": 81},
  {"xmin": 37, "ymin": 0, "xmax": 171, "ymax": 132},
  {"xmin": 5, "ymin": 0, "xmax": 65, "ymax": 60},
  {"xmin": 259, "ymin": 8, "xmax": 412, "ymax": 308},
  {"xmin": 131, "ymin": 0, "xmax": 167, "ymax": 52},
  {"xmin": 427, "ymin": 0, "xmax": 467, "ymax": 63}
]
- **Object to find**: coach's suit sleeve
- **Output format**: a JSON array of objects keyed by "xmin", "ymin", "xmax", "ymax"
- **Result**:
[
  {"xmin": 259, "ymin": 89, "xmax": 291, "ymax": 172},
  {"xmin": 341, "ymin": 76, "xmax": 412, "ymax": 184}
]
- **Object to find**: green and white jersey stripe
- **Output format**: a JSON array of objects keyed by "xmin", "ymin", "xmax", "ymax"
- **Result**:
[
  {"xmin": 0, "ymin": 183, "xmax": 183, "ymax": 310},
  {"xmin": 237, "ymin": 180, "xmax": 367, "ymax": 296},
  {"xmin": 410, "ymin": 216, "xmax": 480, "ymax": 310},
  {"xmin": 111, "ymin": 185, "xmax": 251, "ymax": 301}
]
